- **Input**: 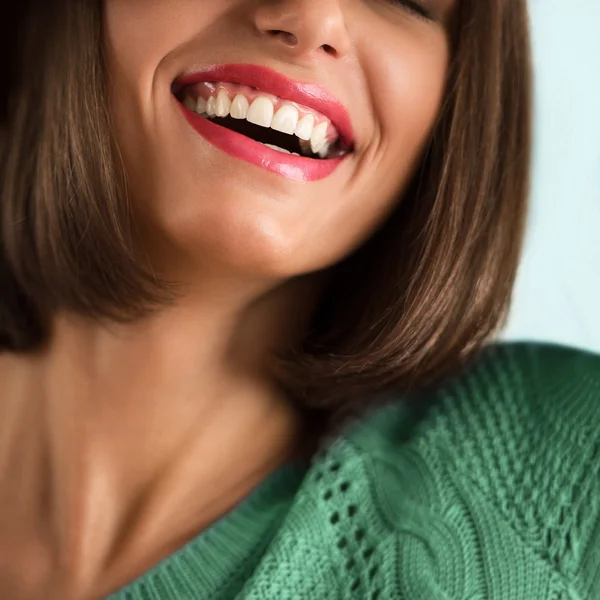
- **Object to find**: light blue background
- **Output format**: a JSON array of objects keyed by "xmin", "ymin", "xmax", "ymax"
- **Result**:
[{"xmin": 501, "ymin": 1, "xmax": 600, "ymax": 352}]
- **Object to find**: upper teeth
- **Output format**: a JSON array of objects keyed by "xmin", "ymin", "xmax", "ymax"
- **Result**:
[{"xmin": 183, "ymin": 85, "xmax": 335, "ymax": 157}]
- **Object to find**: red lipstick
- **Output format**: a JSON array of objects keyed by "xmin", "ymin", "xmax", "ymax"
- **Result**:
[{"xmin": 173, "ymin": 64, "xmax": 354, "ymax": 182}]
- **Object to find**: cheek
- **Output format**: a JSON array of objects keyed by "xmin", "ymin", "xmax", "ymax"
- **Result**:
[
  {"xmin": 102, "ymin": 2, "xmax": 168, "ymax": 195},
  {"xmin": 103, "ymin": 0, "xmax": 221, "ymax": 68},
  {"xmin": 102, "ymin": 0, "xmax": 222, "ymax": 175},
  {"xmin": 309, "ymin": 39, "xmax": 451, "ymax": 265},
  {"xmin": 367, "ymin": 24, "xmax": 450, "ymax": 176}
]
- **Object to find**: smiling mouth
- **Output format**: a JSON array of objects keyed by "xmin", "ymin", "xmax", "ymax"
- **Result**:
[{"xmin": 174, "ymin": 81, "xmax": 353, "ymax": 160}]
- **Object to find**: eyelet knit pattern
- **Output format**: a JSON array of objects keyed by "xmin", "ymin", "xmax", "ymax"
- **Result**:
[{"xmin": 110, "ymin": 343, "xmax": 600, "ymax": 599}]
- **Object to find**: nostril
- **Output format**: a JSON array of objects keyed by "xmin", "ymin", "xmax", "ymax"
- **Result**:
[
  {"xmin": 268, "ymin": 30, "xmax": 298, "ymax": 46},
  {"xmin": 267, "ymin": 30, "xmax": 337, "ymax": 57}
]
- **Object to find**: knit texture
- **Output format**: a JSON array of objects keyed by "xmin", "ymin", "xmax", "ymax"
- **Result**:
[{"xmin": 110, "ymin": 342, "xmax": 600, "ymax": 599}]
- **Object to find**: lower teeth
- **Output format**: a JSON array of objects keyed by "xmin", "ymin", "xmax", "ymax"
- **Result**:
[{"xmin": 263, "ymin": 143, "xmax": 299, "ymax": 156}]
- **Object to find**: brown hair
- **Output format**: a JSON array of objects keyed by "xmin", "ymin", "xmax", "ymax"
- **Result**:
[{"xmin": 0, "ymin": 1, "xmax": 532, "ymax": 434}]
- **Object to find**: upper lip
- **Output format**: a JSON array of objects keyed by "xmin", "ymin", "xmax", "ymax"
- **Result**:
[{"xmin": 173, "ymin": 63, "xmax": 355, "ymax": 149}]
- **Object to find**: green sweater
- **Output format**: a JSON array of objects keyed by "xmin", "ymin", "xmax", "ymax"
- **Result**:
[{"xmin": 111, "ymin": 342, "xmax": 600, "ymax": 599}]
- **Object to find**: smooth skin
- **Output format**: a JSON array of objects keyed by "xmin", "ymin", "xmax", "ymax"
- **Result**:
[{"xmin": 0, "ymin": 0, "xmax": 456, "ymax": 597}]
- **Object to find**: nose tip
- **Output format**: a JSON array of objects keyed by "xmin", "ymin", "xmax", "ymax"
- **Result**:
[{"xmin": 254, "ymin": 0, "xmax": 351, "ymax": 60}]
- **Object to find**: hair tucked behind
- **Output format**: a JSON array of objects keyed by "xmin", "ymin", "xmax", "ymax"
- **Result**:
[{"xmin": 0, "ymin": 0, "xmax": 532, "ymax": 439}]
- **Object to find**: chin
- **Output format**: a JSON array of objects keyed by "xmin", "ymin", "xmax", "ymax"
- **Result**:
[
  {"xmin": 127, "ymin": 118, "xmax": 371, "ymax": 282},
  {"xmin": 148, "ymin": 190, "xmax": 336, "ymax": 281}
]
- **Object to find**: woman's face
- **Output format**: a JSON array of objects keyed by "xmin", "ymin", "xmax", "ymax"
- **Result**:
[{"xmin": 103, "ymin": 0, "xmax": 455, "ymax": 278}]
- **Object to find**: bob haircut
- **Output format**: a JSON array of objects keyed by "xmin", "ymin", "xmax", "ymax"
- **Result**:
[{"xmin": 0, "ymin": 1, "xmax": 532, "ymax": 437}]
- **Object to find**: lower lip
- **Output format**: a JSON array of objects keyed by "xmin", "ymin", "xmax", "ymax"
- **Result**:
[{"xmin": 176, "ymin": 101, "xmax": 346, "ymax": 182}]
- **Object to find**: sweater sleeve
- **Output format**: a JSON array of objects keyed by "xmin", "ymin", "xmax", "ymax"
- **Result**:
[{"xmin": 356, "ymin": 343, "xmax": 600, "ymax": 599}]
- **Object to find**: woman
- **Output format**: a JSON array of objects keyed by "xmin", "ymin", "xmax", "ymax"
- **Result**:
[{"xmin": 1, "ymin": 0, "xmax": 599, "ymax": 598}]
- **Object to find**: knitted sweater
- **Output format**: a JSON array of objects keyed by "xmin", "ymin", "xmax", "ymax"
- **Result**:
[{"xmin": 110, "ymin": 342, "xmax": 600, "ymax": 600}]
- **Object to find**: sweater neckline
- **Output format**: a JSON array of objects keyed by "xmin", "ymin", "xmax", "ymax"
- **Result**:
[{"xmin": 109, "ymin": 461, "xmax": 307, "ymax": 598}]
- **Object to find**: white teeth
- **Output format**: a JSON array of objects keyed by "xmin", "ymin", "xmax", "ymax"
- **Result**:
[
  {"xmin": 300, "ymin": 136, "xmax": 332, "ymax": 159},
  {"xmin": 230, "ymin": 94, "xmax": 249, "ymax": 119},
  {"xmin": 206, "ymin": 96, "xmax": 216, "ymax": 116},
  {"xmin": 215, "ymin": 88, "xmax": 231, "ymax": 117},
  {"xmin": 317, "ymin": 142, "xmax": 331, "ymax": 159},
  {"xmin": 183, "ymin": 96, "xmax": 196, "ymax": 111},
  {"xmin": 295, "ymin": 114, "xmax": 315, "ymax": 141},
  {"xmin": 196, "ymin": 96, "xmax": 207, "ymax": 115},
  {"xmin": 263, "ymin": 143, "xmax": 291, "ymax": 154},
  {"xmin": 271, "ymin": 104, "xmax": 299, "ymax": 135},
  {"xmin": 310, "ymin": 122, "xmax": 329, "ymax": 153},
  {"xmin": 186, "ymin": 86, "xmax": 339, "ymax": 159},
  {"xmin": 247, "ymin": 97, "xmax": 275, "ymax": 128}
]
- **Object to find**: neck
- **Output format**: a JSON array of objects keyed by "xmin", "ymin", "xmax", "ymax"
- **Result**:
[{"xmin": 0, "ymin": 273, "xmax": 322, "ymax": 597}]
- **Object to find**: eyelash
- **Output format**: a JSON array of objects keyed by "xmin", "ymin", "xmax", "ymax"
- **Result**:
[{"xmin": 390, "ymin": 0, "xmax": 432, "ymax": 20}]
